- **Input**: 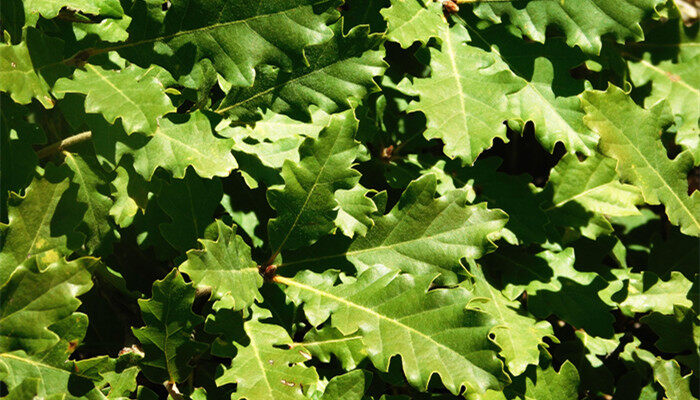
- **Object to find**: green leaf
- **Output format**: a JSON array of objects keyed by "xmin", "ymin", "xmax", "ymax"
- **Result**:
[
  {"xmin": 93, "ymin": 111, "xmax": 237, "ymax": 180},
  {"xmin": 132, "ymin": 269, "xmax": 207, "ymax": 384},
  {"xmin": 545, "ymin": 153, "xmax": 643, "ymax": 216},
  {"xmin": 472, "ymin": 0, "xmax": 666, "ymax": 54},
  {"xmin": 118, "ymin": 0, "xmax": 339, "ymax": 86},
  {"xmin": 334, "ymin": 185, "xmax": 379, "ymax": 238},
  {"xmin": 461, "ymin": 22, "xmax": 597, "ymax": 156},
  {"xmin": 628, "ymin": 19, "xmax": 699, "ymax": 160},
  {"xmin": 543, "ymin": 153, "xmax": 643, "ymax": 239},
  {"xmin": 0, "ymin": 164, "xmax": 82, "ymax": 283},
  {"xmin": 320, "ymin": 370, "xmax": 371, "ymax": 400},
  {"xmin": 653, "ymin": 359, "xmax": 695, "ymax": 400},
  {"xmin": 63, "ymin": 150, "xmax": 115, "ymax": 253},
  {"xmin": 224, "ymin": 107, "xmax": 331, "ymax": 186},
  {"xmin": 407, "ymin": 24, "xmax": 525, "ymax": 165},
  {"xmin": 616, "ymin": 271, "xmax": 693, "ymax": 315},
  {"xmin": 380, "ymin": 0, "xmax": 446, "ymax": 48},
  {"xmin": 108, "ymin": 165, "xmax": 142, "ymax": 228},
  {"xmin": 23, "ymin": 0, "xmax": 124, "ymax": 25},
  {"xmin": 179, "ymin": 220, "xmax": 263, "ymax": 310},
  {"xmin": 454, "ymin": 157, "xmax": 549, "ymax": 244},
  {"xmin": 0, "ymin": 351, "xmax": 106, "ymax": 400},
  {"xmin": 72, "ymin": 15, "xmax": 132, "ymax": 43},
  {"xmin": 300, "ymin": 326, "xmax": 366, "ymax": 371},
  {"xmin": 0, "ymin": 96, "xmax": 45, "ymax": 194},
  {"xmin": 158, "ymin": 171, "xmax": 222, "ymax": 254},
  {"xmin": 53, "ymin": 64, "xmax": 175, "ymax": 135},
  {"xmin": 481, "ymin": 247, "xmax": 615, "ymax": 337},
  {"xmin": 280, "ymin": 174, "xmax": 508, "ymax": 284},
  {"xmin": 215, "ymin": 308, "xmax": 319, "ymax": 400},
  {"xmin": 466, "ymin": 264, "xmax": 556, "ymax": 376},
  {"xmin": 267, "ymin": 109, "xmax": 361, "ymax": 255},
  {"xmin": 0, "ymin": 257, "xmax": 96, "ymax": 354},
  {"xmin": 1, "ymin": 378, "xmax": 49, "ymax": 400},
  {"xmin": 217, "ymin": 22, "xmax": 386, "ymax": 121},
  {"xmin": 280, "ymin": 266, "xmax": 509, "ymax": 395},
  {"xmin": 481, "ymin": 361, "xmax": 580, "ymax": 400},
  {"xmin": 641, "ymin": 305, "xmax": 699, "ymax": 356},
  {"xmin": 0, "ymin": 28, "xmax": 70, "ymax": 108},
  {"xmin": 582, "ymin": 85, "xmax": 700, "ymax": 237}
]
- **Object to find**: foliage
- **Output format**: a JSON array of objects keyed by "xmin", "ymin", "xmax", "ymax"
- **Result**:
[{"xmin": 0, "ymin": 0, "xmax": 698, "ymax": 399}]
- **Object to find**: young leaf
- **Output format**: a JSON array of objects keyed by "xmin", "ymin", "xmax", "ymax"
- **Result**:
[
  {"xmin": 653, "ymin": 359, "xmax": 694, "ymax": 400},
  {"xmin": 132, "ymin": 269, "xmax": 207, "ymax": 384},
  {"xmin": 582, "ymin": 85, "xmax": 700, "ymax": 237},
  {"xmin": 334, "ymin": 185, "xmax": 379, "ymax": 238}
]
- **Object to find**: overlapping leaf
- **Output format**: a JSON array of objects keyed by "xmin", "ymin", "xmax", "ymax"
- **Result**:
[
  {"xmin": 91, "ymin": 111, "xmax": 237, "ymax": 180},
  {"xmin": 582, "ymin": 85, "xmax": 700, "ymax": 236},
  {"xmin": 0, "ymin": 257, "xmax": 97, "ymax": 354},
  {"xmin": 22, "ymin": 0, "xmax": 124, "ymax": 26},
  {"xmin": 281, "ymin": 266, "xmax": 509, "ymax": 395},
  {"xmin": 627, "ymin": 18, "xmax": 700, "ymax": 160},
  {"xmin": 466, "ymin": 264, "xmax": 556, "ymax": 376},
  {"xmin": 214, "ymin": 308, "xmax": 319, "ymax": 400},
  {"xmin": 0, "ymin": 28, "xmax": 70, "ymax": 108},
  {"xmin": 267, "ymin": 109, "xmax": 362, "ymax": 256},
  {"xmin": 0, "ymin": 164, "xmax": 82, "ymax": 282},
  {"xmin": 280, "ymin": 174, "xmax": 508, "ymax": 284},
  {"xmin": 53, "ymin": 64, "xmax": 175, "ymax": 135},
  {"xmin": 471, "ymin": 0, "xmax": 666, "ymax": 54},
  {"xmin": 217, "ymin": 22, "xmax": 386, "ymax": 121},
  {"xmin": 179, "ymin": 220, "xmax": 262, "ymax": 310},
  {"xmin": 116, "ymin": 0, "xmax": 340, "ymax": 86},
  {"xmin": 132, "ymin": 269, "xmax": 207, "ymax": 384},
  {"xmin": 407, "ymin": 24, "xmax": 525, "ymax": 164}
]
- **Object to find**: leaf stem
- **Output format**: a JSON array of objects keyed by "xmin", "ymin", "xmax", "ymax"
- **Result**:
[{"xmin": 36, "ymin": 131, "xmax": 92, "ymax": 159}]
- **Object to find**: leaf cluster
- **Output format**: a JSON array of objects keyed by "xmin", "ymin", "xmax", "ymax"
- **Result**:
[{"xmin": 0, "ymin": 0, "xmax": 698, "ymax": 399}]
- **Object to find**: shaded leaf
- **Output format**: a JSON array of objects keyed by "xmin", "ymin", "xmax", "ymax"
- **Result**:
[{"xmin": 132, "ymin": 269, "xmax": 207, "ymax": 384}]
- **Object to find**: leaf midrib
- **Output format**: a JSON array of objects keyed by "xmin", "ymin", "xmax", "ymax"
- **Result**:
[{"xmin": 276, "ymin": 276, "xmax": 490, "ymax": 375}]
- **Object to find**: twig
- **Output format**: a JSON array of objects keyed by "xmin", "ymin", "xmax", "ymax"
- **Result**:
[{"xmin": 36, "ymin": 131, "xmax": 92, "ymax": 159}]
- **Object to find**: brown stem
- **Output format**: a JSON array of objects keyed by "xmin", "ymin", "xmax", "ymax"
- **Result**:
[{"xmin": 36, "ymin": 131, "xmax": 92, "ymax": 159}]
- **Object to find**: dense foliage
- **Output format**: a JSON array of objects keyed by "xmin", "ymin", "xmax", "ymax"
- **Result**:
[{"xmin": 0, "ymin": 0, "xmax": 698, "ymax": 399}]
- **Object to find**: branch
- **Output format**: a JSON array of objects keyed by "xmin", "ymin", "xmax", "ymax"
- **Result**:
[{"xmin": 37, "ymin": 131, "xmax": 92, "ymax": 159}]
